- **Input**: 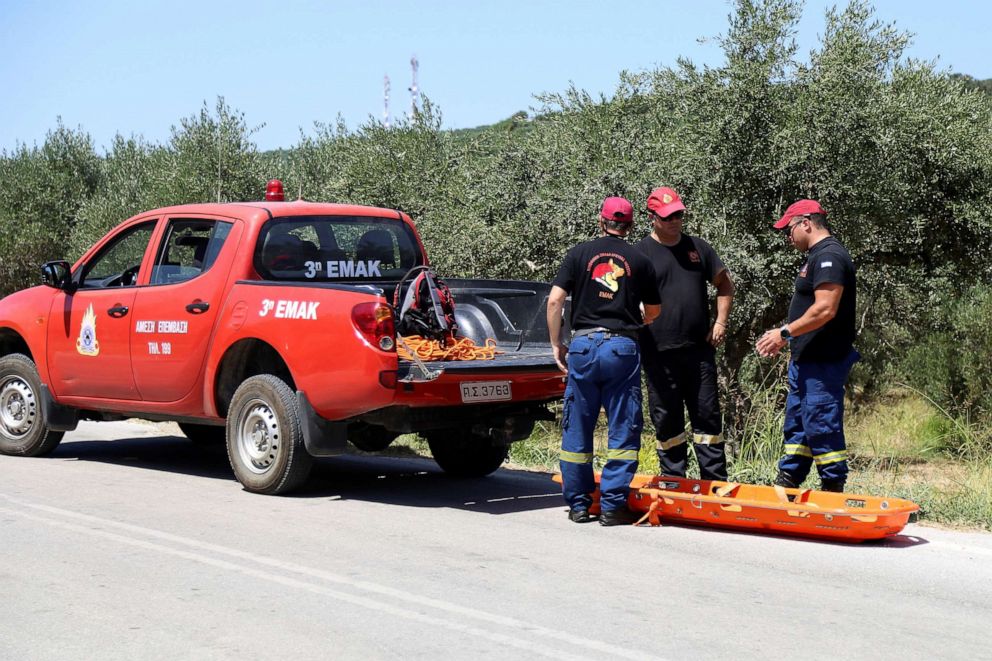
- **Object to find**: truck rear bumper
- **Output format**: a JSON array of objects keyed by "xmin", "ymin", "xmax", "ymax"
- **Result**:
[
  {"xmin": 356, "ymin": 400, "xmax": 556, "ymax": 439},
  {"xmin": 392, "ymin": 368, "xmax": 565, "ymax": 409}
]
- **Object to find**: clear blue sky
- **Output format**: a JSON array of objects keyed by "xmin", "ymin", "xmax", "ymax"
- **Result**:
[{"xmin": 2, "ymin": 0, "xmax": 988, "ymax": 154}]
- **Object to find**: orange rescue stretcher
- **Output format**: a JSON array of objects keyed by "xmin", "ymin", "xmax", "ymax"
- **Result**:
[{"xmin": 554, "ymin": 473, "xmax": 919, "ymax": 542}]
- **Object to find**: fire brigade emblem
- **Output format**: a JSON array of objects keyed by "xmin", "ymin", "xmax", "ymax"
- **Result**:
[
  {"xmin": 76, "ymin": 304, "xmax": 100, "ymax": 356},
  {"xmin": 592, "ymin": 259, "xmax": 625, "ymax": 293}
]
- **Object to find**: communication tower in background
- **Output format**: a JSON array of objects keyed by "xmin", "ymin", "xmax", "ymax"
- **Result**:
[
  {"xmin": 383, "ymin": 75, "xmax": 391, "ymax": 128},
  {"xmin": 409, "ymin": 55, "xmax": 420, "ymax": 116}
]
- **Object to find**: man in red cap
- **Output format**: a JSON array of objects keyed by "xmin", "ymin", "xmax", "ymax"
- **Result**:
[
  {"xmin": 755, "ymin": 199, "xmax": 859, "ymax": 492},
  {"xmin": 547, "ymin": 197, "xmax": 661, "ymax": 525},
  {"xmin": 636, "ymin": 187, "xmax": 735, "ymax": 481}
]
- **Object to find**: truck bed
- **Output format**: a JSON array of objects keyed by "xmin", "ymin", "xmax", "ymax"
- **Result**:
[
  {"xmin": 397, "ymin": 344, "xmax": 559, "ymax": 378},
  {"xmin": 396, "ymin": 277, "xmax": 563, "ymax": 379}
]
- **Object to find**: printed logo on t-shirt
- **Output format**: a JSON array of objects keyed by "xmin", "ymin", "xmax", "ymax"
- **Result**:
[
  {"xmin": 592, "ymin": 259, "xmax": 625, "ymax": 295},
  {"xmin": 688, "ymin": 250, "xmax": 700, "ymax": 263},
  {"xmin": 799, "ymin": 262, "xmax": 808, "ymax": 278},
  {"xmin": 587, "ymin": 253, "xmax": 631, "ymax": 300},
  {"xmin": 820, "ymin": 261, "xmax": 833, "ymax": 268}
]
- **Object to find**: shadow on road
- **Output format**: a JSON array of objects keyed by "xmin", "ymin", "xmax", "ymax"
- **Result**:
[
  {"xmin": 301, "ymin": 454, "xmax": 564, "ymax": 515},
  {"xmin": 51, "ymin": 435, "xmax": 564, "ymax": 516},
  {"xmin": 52, "ymin": 435, "xmax": 234, "ymax": 480}
]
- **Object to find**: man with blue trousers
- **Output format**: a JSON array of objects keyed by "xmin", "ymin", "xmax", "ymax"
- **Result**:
[
  {"xmin": 547, "ymin": 197, "xmax": 661, "ymax": 525},
  {"xmin": 755, "ymin": 199, "xmax": 859, "ymax": 492}
]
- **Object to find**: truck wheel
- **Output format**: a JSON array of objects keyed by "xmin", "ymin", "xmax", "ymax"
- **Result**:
[
  {"xmin": 348, "ymin": 423, "xmax": 398, "ymax": 452},
  {"xmin": 178, "ymin": 422, "xmax": 226, "ymax": 446},
  {"xmin": 426, "ymin": 429, "xmax": 508, "ymax": 477},
  {"xmin": 0, "ymin": 353, "xmax": 64, "ymax": 457},
  {"xmin": 226, "ymin": 374, "xmax": 313, "ymax": 494}
]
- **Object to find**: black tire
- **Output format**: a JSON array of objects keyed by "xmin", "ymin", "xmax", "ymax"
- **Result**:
[
  {"xmin": 348, "ymin": 423, "xmax": 398, "ymax": 452},
  {"xmin": 178, "ymin": 422, "xmax": 226, "ymax": 446},
  {"xmin": 425, "ymin": 428, "xmax": 508, "ymax": 477},
  {"xmin": 0, "ymin": 353, "xmax": 64, "ymax": 457},
  {"xmin": 225, "ymin": 374, "xmax": 313, "ymax": 494}
]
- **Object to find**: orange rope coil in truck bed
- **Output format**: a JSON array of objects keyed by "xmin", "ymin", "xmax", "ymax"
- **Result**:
[{"xmin": 397, "ymin": 335, "xmax": 502, "ymax": 361}]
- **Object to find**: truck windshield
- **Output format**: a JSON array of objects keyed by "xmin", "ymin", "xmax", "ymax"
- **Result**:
[{"xmin": 254, "ymin": 215, "xmax": 424, "ymax": 282}]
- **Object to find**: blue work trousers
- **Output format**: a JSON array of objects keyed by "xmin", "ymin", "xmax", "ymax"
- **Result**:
[
  {"xmin": 560, "ymin": 333, "xmax": 643, "ymax": 512},
  {"xmin": 778, "ymin": 349, "xmax": 860, "ymax": 484}
]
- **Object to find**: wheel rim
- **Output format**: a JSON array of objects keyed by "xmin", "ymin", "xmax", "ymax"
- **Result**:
[
  {"xmin": 0, "ymin": 375, "xmax": 37, "ymax": 440},
  {"xmin": 236, "ymin": 398, "xmax": 281, "ymax": 475}
]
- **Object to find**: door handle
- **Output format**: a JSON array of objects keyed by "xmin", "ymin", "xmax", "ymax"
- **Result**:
[
  {"xmin": 186, "ymin": 301, "xmax": 210, "ymax": 314},
  {"xmin": 107, "ymin": 305, "xmax": 129, "ymax": 318}
]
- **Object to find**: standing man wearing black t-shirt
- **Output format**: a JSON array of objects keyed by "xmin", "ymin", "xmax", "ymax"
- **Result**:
[
  {"xmin": 548, "ymin": 197, "xmax": 661, "ymax": 526},
  {"xmin": 636, "ymin": 187, "xmax": 735, "ymax": 481},
  {"xmin": 756, "ymin": 199, "xmax": 859, "ymax": 492}
]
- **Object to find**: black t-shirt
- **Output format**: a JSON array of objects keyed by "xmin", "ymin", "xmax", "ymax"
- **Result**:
[
  {"xmin": 636, "ymin": 234, "xmax": 725, "ymax": 351},
  {"xmin": 552, "ymin": 235, "xmax": 660, "ymax": 333},
  {"xmin": 788, "ymin": 236, "xmax": 857, "ymax": 363}
]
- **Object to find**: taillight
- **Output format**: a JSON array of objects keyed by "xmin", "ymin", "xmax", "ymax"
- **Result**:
[{"xmin": 351, "ymin": 302, "xmax": 396, "ymax": 351}]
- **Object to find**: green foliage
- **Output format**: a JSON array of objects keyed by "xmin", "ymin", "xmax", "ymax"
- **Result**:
[
  {"xmin": 901, "ymin": 284, "xmax": 992, "ymax": 416},
  {"xmin": 70, "ymin": 136, "xmax": 167, "ymax": 259},
  {"xmin": 0, "ymin": 121, "xmax": 101, "ymax": 295},
  {"xmin": 161, "ymin": 97, "xmax": 266, "ymax": 205},
  {"xmin": 898, "ymin": 284, "xmax": 992, "ymax": 459},
  {"xmin": 0, "ymin": 99, "xmax": 267, "ymax": 293},
  {"xmin": 449, "ymin": 111, "xmax": 532, "ymax": 144},
  {"xmin": 68, "ymin": 98, "xmax": 265, "ymax": 259},
  {"xmin": 951, "ymin": 74, "xmax": 992, "ymax": 95}
]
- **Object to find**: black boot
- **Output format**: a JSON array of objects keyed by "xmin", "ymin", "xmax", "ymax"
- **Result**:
[
  {"xmin": 568, "ymin": 507, "xmax": 594, "ymax": 523},
  {"xmin": 599, "ymin": 508, "xmax": 641, "ymax": 526},
  {"xmin": 773, "ymin": 471, "xmax": 800, "ymax": 488},
  {"xmin": 820, "ymin": 479, "xmax": 846, "ymax": 493}
]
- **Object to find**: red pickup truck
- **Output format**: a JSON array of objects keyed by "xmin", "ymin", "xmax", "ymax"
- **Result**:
[{"xmin": 0, "ymin": 190, "xmax": 565, "ymax": 493}]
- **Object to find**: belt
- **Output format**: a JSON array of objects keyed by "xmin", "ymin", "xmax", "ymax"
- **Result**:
[{"xmin": 571, "ymin": 326, "xmax": 639, "ymax": 340}]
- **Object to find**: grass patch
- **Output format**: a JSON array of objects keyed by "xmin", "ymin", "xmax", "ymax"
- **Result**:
[
  {"xmin": 503, "ymin": 389, "xmax": 991, "ymax": 531},
  {"xmin": 386, "ymin": 433, "xmax": 430, "ymax": 457},
  {"xmin": 507, "ymin": 416, "xmax": 664, "ymax": 475},
  {"xmin": 848, "ymin": 390, "xmax": 944, "ymax": 458}
]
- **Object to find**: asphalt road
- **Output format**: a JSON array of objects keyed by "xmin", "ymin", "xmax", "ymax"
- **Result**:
[{"xmin": 2, "ymin": 421, "xmax": 990, "ymax": 661}]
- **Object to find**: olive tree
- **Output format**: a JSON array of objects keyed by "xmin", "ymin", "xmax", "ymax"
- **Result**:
[{"xmin": 0, "ymin": 122, "xmax": 101, "ymax": 295}]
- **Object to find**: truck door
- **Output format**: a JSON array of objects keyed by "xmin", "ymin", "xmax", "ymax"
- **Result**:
[
  {"xmin": 129, "ymin": 217, "xmax": 239, "ymax": 401},
  {"xmin": 47, "ymin": 220, "xmax": 158, "ymax": 400}
]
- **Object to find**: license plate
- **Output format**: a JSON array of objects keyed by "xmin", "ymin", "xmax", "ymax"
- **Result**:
[{"xmin": 460, "ymin": 381, "xmax": 512, "ymax": 403}]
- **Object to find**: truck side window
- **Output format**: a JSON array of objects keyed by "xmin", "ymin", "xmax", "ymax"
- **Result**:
[
  {"xmin": 151, "ymin": 219, "xmax": 233, "ymax": 285},
  {"xmin": 79, "ymin": 222, "xmax": 156, "ymax": 289}
]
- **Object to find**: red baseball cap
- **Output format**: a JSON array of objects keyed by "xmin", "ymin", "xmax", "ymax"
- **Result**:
[
  {"xmin": 601, "ymin": 196, "xmax": 634, "ymax": 223},
  {"xmin": 647, "ymin": 187, "xmax": 686, "ymax": 218},
  {"xmin": 774, "ymin": 199, "xmax": 826, "ymax": 229}
]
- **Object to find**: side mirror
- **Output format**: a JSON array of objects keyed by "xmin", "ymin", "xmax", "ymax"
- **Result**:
[{"xmin": 41, "ymin": 260, "xmax": 73, "ymax": 291}]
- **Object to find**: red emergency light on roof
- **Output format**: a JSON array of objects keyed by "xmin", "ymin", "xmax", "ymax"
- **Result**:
[{"xmin": 265, "ymin": 179, "xmax": 285, "ymax": 202}]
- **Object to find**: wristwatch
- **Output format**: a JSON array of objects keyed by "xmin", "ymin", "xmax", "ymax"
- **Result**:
[{"xmin": 779, "ymin": 325, "xmax": 792, "ymax": 341}]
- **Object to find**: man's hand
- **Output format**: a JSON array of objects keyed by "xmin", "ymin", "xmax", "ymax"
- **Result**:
[
  {"xmin": 552, "ymin": 343, "xmax": 568, "ymax": 372},
  {"xmin": 708, "ymin": 322, "xmax": 726, "ymax": 347},
  {"xmin": 756, "ymin": 329, "xmax": 787, "ymax": 357}
]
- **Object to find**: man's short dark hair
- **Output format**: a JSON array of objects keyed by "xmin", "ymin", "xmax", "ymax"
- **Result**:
[
  {"xmin": 602, "ymin": 219, "xmax": 632, "ymax": 234},
  {"xmin": 807, "ymin": 213, "xmax": 828, "ymax": 229}
]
